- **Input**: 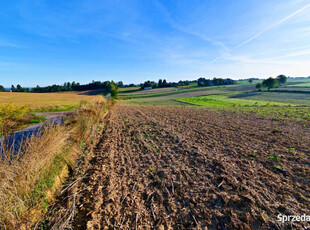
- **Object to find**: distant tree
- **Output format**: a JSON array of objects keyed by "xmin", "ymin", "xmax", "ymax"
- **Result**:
[
  {"xmin": 224, "ymin": 78, "xmax": 236, "ymax": 85},
  {"xmin": 117, "ymin": 81, "xmax": 124, "ymax": 87},
  {"xmin": 256, "ymin": 83, "xmax": 262, "ymax": 91},
  {"xmin": 16, "ymin": 84, "xmax": 23, "ymax": 92},
  {"xmin": 141, "ymin": 80, "xmax": 156, "ymax": 89},
  {"xmin": 0, "ymin": 85, "xmax": 6, "ymax": 92},
  {"xmin": 129, "ymin": 83, "xmax": 135, "ymax": 87},
  {"xmin": 198, "ymin": 78, "xmax": 211, "ymax": 87},
  {"xmin": 262, "ymin": 77, "xmax": 277, "ymax": 91},
  {"xmin": 110, "ymin": 81, "xmax": 119, "ymax": 97},
  {"xmin": 11, "ymin": 85, "xmax": 16, "ymax": 92},
  {"xmin": 198, "ymin": 77, "xmax": 205, "ymax": 86},
  {"xmin": 213, "ymin": 78, "xmax": 220, "ymax": 86},
  {"xmin": 219, "ymin": 78, "xmax": 224, "ymax": 85},
  {"xmin": 178, "ymin": 80, "xmax": 189, "ymax": 86},
  {"xmin": 277, "ymin": 75, "xmax": 287, "ymax": 86},
  {"xmin": 248, "ymin": 79, "xmax": 253, "ymax": 84}
]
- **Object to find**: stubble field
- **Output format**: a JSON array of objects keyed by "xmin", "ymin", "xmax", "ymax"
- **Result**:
[
  {"xmin": 73, "ymin": 105, "xmax": 310, "ymax": 229},
  {"xmin": 0, "ymin": 92, "xmax": 101, "ymax": 112}
]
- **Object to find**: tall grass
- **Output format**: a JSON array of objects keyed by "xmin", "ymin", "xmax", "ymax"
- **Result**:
[
  {"xmin": 0, "ymin": 98, "xmax": 112, "ymax": 229},
  {"xmin": 0, "ymin": 104, "xmax": 30, "ymax": 137}
]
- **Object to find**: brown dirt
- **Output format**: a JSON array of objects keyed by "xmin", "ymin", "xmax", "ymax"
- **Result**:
[{"xmin": 73, "ymin": 105, "xmax": 310, "ymax": 229}]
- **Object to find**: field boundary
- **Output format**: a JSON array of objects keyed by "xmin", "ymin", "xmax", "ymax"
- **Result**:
[{"xmin": 0, "ymin": 97, "xmax": 114, "ymax": 229}]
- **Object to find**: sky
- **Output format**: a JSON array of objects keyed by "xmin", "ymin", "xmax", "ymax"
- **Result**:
[{"xmin": 0, "ymin": 0, "xmax": 310, "ymax": 87}]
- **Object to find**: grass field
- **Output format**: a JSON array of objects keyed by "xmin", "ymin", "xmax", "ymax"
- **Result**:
[
  {"xmin": 177, "ymin": 92, "xmax": 310, "ymax": 121},
  {"xmin": 120, "ymin": 81, "xmax": 310, "ymax": 122},
  {"xmin": 0, "ymin": 92, "xmax": 101, "ymax": 112},
  {"xmin": 289, "ymin": 83, "xmax": 310, "ymax": 87},
  {"xmin": 232, "ymin": 91, "xmax": 310, "ymax": 105}
]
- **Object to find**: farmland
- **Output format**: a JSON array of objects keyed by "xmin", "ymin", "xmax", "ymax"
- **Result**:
[
  {"xmin": 2, "ymin": 1, "xmax": 310, "ymax": 228},
  {"xmin": 1, "ymin": 79, "xmax": 310, "ymax": 229},
  {"xmin": 177, "ymin": 93, "xmax": 310, "ymax": 122},
  {"xmin": 69, "ymin": 105, "xmax": 309, "ymax": 229},
  {"xmin": 0, "ymin": 92, "xmax": 101, "ymax": 112},
  {"xmin": 39, "ymin": 80, "xmax": 310, "ymax": 229}
]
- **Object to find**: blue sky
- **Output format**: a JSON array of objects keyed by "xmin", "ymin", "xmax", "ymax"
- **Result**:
[{"xmin": 0, "ymin": 0, "xmax": 310, "ymax": 86}]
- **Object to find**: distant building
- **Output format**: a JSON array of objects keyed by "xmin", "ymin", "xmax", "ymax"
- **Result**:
[{"xmin": 144, "ymin": 87, "xmax": 152, "ymax": 90}]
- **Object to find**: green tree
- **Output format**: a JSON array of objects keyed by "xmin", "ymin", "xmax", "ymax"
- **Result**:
[
  {"xmin": 0, "ymin": 85, "xmax": 6, "ymax": 92},
  {"xmin": 262, "ymin": 77, "xmax": 277, "ymax": 91},
  {"xmin": 256, "ymin": 83, "xmax": 262, "ymax": 91},
  {"xmin": 117, "ymin": 81, "xmax": 124, "ymax": 87},
  {"xmin": 16, "ymin": 84, "xmax": 24, "ymax": 92},
  {"xmin": 248, "ymin": 79, "xmax": 253, "ymax": 84},
  {"xmin": 158, "ymin": 79, "xmax": 163, "ymax": 87},
  {"xmin": 11, "ymin": 85, "xmax": 16, "ymax": 92},
  {"xmin": 213, "ymin": 78, "xmax": 220, "ymax": 86},
  {"xmin": 110, "ymin": 81, "xmax": 119, "ymax": 97},
  {"xmin": 277, "ymin": 75, "xmax": 287, "ymax": 86},
  {"xmin": 198, "ymin": 77, "xmax": 205, "ymax": 86},
  {"xmin": 198, "ymin": 78, "xmax": 211, "ymax": 87}
]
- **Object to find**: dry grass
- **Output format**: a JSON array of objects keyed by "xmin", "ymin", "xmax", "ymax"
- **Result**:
[
  {"xmin": 0, "ymin": 92, "xmax": 101, "ymax": 112},
  {"xmin": 0, "ymin": 97, "xmax": 112, "ymax": 229}
]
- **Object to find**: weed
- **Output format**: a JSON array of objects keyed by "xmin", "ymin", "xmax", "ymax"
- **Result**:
[
  {"xmin": 274, "ymin": 165, "xmax": 283, "ymax": 170},
  {"xmin": 269, "ymin": 155, "xmax": 280, "ymax": 161},
  {"xmin": 80, "ymin": 140, "xmax": 86, "ymax": 150}
]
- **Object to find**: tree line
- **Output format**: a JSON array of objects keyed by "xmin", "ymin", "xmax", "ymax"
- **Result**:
[
  {"xmin": 2, "ymin": 80, "xmax": 119, "ymax": 96},
  {"xmin": 256, "ymin": 75, "xmax": 287, "ymax": 91},
  {"xmin": 140, "ymin": 77, "xmax": 235, "ymax": 89}
]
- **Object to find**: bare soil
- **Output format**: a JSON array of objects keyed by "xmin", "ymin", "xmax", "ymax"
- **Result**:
[{"xmin": 73, "ymin": 105, "xmax": 310, "ymax": 229}]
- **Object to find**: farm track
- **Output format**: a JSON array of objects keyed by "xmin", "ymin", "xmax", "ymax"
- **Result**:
[{"xmin": 74, "ymin": 105, "xmax": 310, "ymax": 229}]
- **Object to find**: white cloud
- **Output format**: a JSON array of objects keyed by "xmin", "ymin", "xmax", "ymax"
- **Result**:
[{"xmin": 236, "ymin": 3, "xmax": 310, "ymax": 48}]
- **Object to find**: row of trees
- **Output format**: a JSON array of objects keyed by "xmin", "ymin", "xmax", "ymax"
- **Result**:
[
  {"xmin": 9, "ymin": 84, "xmax": 30, "ymax": 92},
  {"xmin": 140, "ymin": 79, "xmax": 178, "ymax": 89},
  {"xmin": 3, "ymin": 81, "xmax": 119, "ymax": 97},
  {"xmin": 256, "ymin": 75, "xmax": 287, "ymax": 91},
  {"xmin": 140, "ymin": 77, "xmax": 235, "ymax": 89},
  {"xmin": 198, "ymin": 77, "xmax": 235, "ymax": 86},
  {"xmin": 33, "ymin": 81, "xmax": 118, "ymax": 96}
]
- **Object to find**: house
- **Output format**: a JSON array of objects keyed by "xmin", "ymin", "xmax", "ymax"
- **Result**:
[{"xmin": 144, "ymin": 87, "xmax": 152, "ymax": 90}]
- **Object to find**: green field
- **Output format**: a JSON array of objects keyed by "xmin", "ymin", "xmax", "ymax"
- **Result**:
[
  {"xmin": 176, "ymin": 92, "xmax": 310, "ymax": 121},
  {"xmin": 120, "ymin": 79, "xmax": 310, "ymax": 122},
  {"xmin": 288, "ymin": 83, "xmax": 310, "ymax": 87}
]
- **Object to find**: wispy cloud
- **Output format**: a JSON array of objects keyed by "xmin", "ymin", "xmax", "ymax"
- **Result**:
[
  {"xmin": 0, "ymin": 40, "xmax": 19, "ymax": 48},
  {"xmin": 207, "ymin": 3, "xmax": 310, "ymax": 67},
  {"xmin": 152, "ymin": 0, "xmax": 229, "ymax": 53},
  {"xmin": 236, "ymin": 3, "xmax": 310, "ymax": 48}
]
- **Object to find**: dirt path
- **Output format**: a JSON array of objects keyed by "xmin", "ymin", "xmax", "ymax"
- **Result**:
[{"xmin": 74, "ymin": 105, "xmax": 310, "ymax": 229}]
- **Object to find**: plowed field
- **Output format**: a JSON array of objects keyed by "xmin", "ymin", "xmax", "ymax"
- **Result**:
[{"xmin": 74, "ymin": 105, "xmax": 310, "ymax": 229}]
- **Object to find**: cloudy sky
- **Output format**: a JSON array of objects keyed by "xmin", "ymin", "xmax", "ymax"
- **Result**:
[{"xmin": 0, "ymin": 0, "xmax": 310, "ymax": 86}]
